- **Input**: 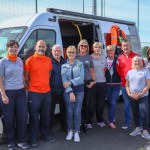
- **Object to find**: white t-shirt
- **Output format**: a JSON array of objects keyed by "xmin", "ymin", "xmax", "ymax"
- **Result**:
[
  {"xmin": 106, "ymin": 58, "xmax": 114, "ymax": 76},
  {"xmin": 126, "ymin": 68, "xmax": 150, "ymax": 97}
]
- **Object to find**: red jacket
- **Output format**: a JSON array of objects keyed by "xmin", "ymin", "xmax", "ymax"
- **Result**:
[{"xmin": 116, "ymin": 51, "xmax": 139, "ymax": 86}]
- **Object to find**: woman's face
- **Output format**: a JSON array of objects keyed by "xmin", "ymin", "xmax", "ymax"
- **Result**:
[
  {"xmin": 67, "ymin": 49, "xmax": 76, "ymax": 60},
  {"xmin": 93, "ymin": 44, "xmax": 102, "ymax": 54},
  {"xmin": 133, "ymin": 59, "xmax": 142, "ymax": 68},
  {"xmin": 7, "ymin": 44, "xmax": 18, "ymax": 56},
  {"xmin": 79, "ymin": 42, "xmax": 88, "ymax": 54},
  {"xmin": 106, "ymin": 49, "xmax": 115, "ymax": 58}
]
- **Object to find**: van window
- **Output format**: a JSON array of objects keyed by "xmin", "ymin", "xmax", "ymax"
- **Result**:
[
  {"xmin": 0, "ymin": 27, "xmax": 27, "ymax": 58},
  {"xmin": 21, "ymin": 29, "xmax": 56, "ymax": 58}
]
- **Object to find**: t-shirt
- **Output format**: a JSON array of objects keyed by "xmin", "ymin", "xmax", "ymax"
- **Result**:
[
  {"xmin": 76, "ymin": 54, "xmax": 93, "ymax": 80},
  {"xmin": 126, "ymin": 68, "xmax": 150, "ymax": 97},
  {"xmin": 92, "ymin": 55, "xmax": 106, "ymax": 82},
  {"xmin": 0, "ymin": 57, "xmax": 24, "ymax": 90},
  {"xmin": 106, "ymin": 58, "xmax": 114, "ymax": 76},
  {"xmin": 25, "ymin": 54, "xmax": 52, "ymax": 93}
]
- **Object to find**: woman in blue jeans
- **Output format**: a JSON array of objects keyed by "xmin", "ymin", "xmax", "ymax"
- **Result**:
[
  {"xmin": 61, "ymin": 46, "xmax": 84, "ymax": 142},
  {"xmin": 126, "ymin": 56, "xmax": 150, "ymax": 140},
  {"xmin": 105, "ymin": 45, "xmax": 121, "ymax": 129}
]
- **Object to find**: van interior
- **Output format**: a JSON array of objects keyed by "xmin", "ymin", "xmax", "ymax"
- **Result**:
[{"xmin": 58, "ymin": 19, "xmax": 99, "ymax": 56}]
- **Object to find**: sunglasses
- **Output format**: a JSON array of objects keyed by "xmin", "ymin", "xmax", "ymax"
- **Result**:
[
  {"xmin": 67, "ymin": 51, "xmax": 76, "ymax": 54},
  {"xmin": 80, "ymin": 45, "xmax": 87, "ymax": 48},
  {"xmin": 106, "ymin": 50, "xmax": 114, "ymax": 52}
]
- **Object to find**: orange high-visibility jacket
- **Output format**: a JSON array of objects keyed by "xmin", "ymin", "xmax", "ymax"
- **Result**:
[{"xmin": 111, "ymin": 25, "xmax": 126, "ymax": 47}]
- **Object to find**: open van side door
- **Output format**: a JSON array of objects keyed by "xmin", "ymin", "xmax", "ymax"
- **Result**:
[{"xmin": 128, "ymin": 25, "xmax": 141, "ymax": 55}]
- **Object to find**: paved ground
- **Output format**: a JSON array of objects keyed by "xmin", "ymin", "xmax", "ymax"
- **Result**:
[{"xmin": 0, "ymin": 102, "xmax": 150, "ymax": 150}]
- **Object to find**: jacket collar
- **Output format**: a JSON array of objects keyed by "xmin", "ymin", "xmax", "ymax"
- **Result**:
[{"xmin": 50, "ymin": 55, "xmax": 66, "ymax": 64}]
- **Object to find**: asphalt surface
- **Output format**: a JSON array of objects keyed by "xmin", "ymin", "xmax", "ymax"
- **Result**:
[{"xmin": 0, "ymin": 102, "xmax": 150, "ymax": 150}]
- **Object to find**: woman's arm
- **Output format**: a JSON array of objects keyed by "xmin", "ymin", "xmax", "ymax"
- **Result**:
[
  {"xmin": 126, "ymin": 80, "xmax": 131, "ymax": 96},
  {"xmin": 90, "ymin": 67, "xmax": 96, "ymax": 82},
  {"xmin": 61, "ymin": 65, "xmax": 73, "ymax": 93},
  {"xmin": 136, "ymin": 79, "xmax": 150, "ymax": 99},
  {"xmin": 126, "ymin": 79, "xmax": 135, "ymax": 99},
  {"xmin": 0, "ymin": 76, "xmax": 9, "ymax": 104},
  {"xmin": 24, "ymin": 71, "xmax": 30, "ymax": 86}
]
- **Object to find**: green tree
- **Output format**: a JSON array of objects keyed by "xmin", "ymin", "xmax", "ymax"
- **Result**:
[{"xmin": 142, "ymin": 46, "xmax": 149, "ymax": 58}]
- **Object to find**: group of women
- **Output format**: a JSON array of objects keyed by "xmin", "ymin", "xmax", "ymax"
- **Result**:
[
  {"xmin": 1, "ymin": 39, "xmax": 150, "ymax": 150},
  {"xmin": 62, "ymin": 39, "xmax": 121, "ymax": 142},
  {"xmin": 62, "ymin": 40, "xmax": 150, "ymax": 142}
]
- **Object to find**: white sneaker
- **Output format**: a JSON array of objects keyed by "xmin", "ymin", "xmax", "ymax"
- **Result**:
[
  {"xmin": 66, "ymin": 131, "xmax": 73, "ymax": 140},
  {"xmin": 141, "ymin": 132, "xmax": 150, "ymax": 140},
  {"xmin": 87, "ymin": 124, "xmax": 92, "ymax": 129},
  {"xmin": 97, "ymin": 122, "xmax": 106, "ymax": 127},
  {"xmin": 74, "ymin": 132, "xmax": 80, "ymax": 142},
  {"xmin": 130, "ymin": 129, "xmax": 141, "ymax": 136}
]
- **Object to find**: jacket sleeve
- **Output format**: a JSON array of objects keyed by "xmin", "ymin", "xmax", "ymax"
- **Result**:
[
  {"xmin": 116, "ymin": 59, "xmax": 121, "ymax": 77},
  {"xmin": 61, "ymin": 64, "xmax": 73, "ymax": 93}
]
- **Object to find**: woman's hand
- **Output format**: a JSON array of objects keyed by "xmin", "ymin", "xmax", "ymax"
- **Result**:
[
  {"xmin": 86, "ymin": 81, "xmax": 96, "ymax": 88},
  {"xmin": 69, "ymin": 92, "xmax": 75, "ymax": 102},
  {"xmin": 134, "ymin": 93, "xmax": 143, "ymax": 100},
  {"xmin": 129, "ymin": 93, "xmax": 142, "ymax": 100},
  {"xmin": 2, "ymin": 94, "xmax": 9, "ymax": 104},
  {"xmin": 63, "ymin": 82, "xmax": 71, "ymax": 88}
]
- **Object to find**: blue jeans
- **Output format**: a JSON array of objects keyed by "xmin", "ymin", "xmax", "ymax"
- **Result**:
[
  {"xmin": 130, "ymin": 96, "xmax": 149, "ymax": 130},
  {"xmin": 0, "ymin": 88, "xmax": 28, "ymax": 144},
  {"xmin": 64, "ymin": 92, "xmax": 84, "ymax": 132},
  {"xmin": 121, "ymin": 86, "xmax": 131, "ymax": 123},
  {"xmin": 28, "ymin": 91, "xmax": 51, "ymax": 140},
  {"xmin": 107, "ymin": 85, "xmax": 121, "ymax": 123}
]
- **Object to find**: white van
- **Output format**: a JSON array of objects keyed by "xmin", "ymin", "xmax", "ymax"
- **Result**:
[
  {"xmin": 0, "ymin": 8, "xmax": 141, "ymax": 60},
  {"xmin": 0, "ymin": 8, "xmax": 142, "ymax": 114}
]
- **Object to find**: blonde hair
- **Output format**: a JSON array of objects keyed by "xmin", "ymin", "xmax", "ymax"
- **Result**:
[
  {"xmin": 132, "ymin": 56, "xmax": 143, "ymax": 69},
  {"xmin": 92, "ymin": 42, "xmax": 102, "ymax": 49},
  {"xmin": 77, "ymin": 39, "xmax": 89, "ymax": 54},
  {"xmin": 106, "ymin": 45, "xmax": 115, "ymax": 51},
  {"xmin": 66, "ymin": 45, "xmax": 76, "ymax": 53}
]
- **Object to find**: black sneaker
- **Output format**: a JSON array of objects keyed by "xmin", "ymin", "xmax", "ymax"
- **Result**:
[
  {"xmin": 8, "ymin": 144, "xmax": 18, "ymax": 150},
  {"xmin": 30, "ymin": 140, "xmax": 38, "ymax": 147},
  {"xmin": 43, "ymin": 136, "xmax": 56, "ymax": 143},
  {"xmin": 82, "ymin": 124, "xmax": 88, "ymax": 134}
]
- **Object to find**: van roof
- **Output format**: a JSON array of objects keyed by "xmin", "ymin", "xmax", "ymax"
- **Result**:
[
  {"xmin": 0, "ymin": 12, "xmax": 54, "ymax": 29},
  {"xmin": 48, "ymin": 8, "xmax": 135, "ymax": 26}
]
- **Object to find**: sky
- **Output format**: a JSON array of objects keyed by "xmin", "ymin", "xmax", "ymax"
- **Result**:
[{"xmin": 0, "ymin": 0, "xmax": 149, "ymax": 46}]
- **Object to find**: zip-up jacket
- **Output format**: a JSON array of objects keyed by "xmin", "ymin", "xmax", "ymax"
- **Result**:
[
  {"xmin": 105, "ymin": 56, "xmax": 121, "ymax": 84},
  {"xmin": 116, "ymin": 51, "xmax": 139, "ymax": 86},
  {"xmin": 61, "ymin": 59, "xmax": 84, "ymax": 93},
  {"xmin": 50, "ymin": 55, "xmax": 66, "ymax": 91}
]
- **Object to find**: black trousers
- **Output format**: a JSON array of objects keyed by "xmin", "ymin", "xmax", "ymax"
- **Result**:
[
  {"xmin": 82, "ymin": 84, "xmax": 94, "ymax": 124},
  {"xmin": 130, "ymin": 96, "xmax": 149, "ymax": 130},
  {"xmin": 50, "ymin": 90, "xmax": 67, "ymax": 130},
  {"xmin": 87, "ymin": 82, "xmax": 106, "ymax": 124}
]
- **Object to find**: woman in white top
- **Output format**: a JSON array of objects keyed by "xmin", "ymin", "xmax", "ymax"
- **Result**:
[{"xmin": 126, "ymin": 56, "xmax": 150, "ymax": 140}]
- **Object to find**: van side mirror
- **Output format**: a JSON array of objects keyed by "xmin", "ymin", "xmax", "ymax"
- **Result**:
[{"xmin": 20, "ymin": 48, "xmax": 35, "ymax": 62}]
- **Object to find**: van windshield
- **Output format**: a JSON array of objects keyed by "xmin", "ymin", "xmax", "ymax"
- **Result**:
[{"xmin": 0, "ymin": 27, "xmax": 27, "ymax": 58}]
